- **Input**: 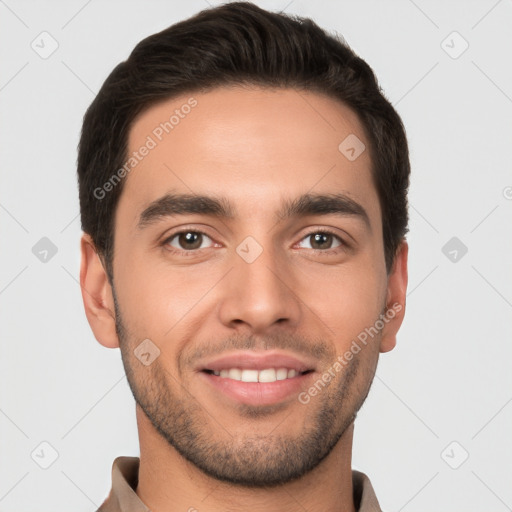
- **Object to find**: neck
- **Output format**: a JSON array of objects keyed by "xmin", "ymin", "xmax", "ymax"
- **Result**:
[{"xmin": 135, "ymin": 405, "xmax": 356, "ymax": 512}]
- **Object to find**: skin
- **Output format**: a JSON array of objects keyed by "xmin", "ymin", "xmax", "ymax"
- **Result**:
[{"xmin": 80, "ymin": 85, "xmax": 408, "ymax": 512}]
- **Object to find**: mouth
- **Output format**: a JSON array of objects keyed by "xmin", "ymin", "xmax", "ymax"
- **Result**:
[
  {"xmin": 196, "ymin": 350, "xmax": 317, "ymax": 407},
  {"xmin": 202, "ymin": 367, "xmax": 314, "ymax": 382}
]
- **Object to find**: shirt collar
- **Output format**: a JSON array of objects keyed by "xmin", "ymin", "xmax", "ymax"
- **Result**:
[{"xmin": 98, "ymin": 456, "xmax": 382, "ymax": 512}]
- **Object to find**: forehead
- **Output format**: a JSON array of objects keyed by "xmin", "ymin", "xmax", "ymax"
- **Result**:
[{"xmin": 120, "ymin": 86, "xmax": 380, "ymax": 229}]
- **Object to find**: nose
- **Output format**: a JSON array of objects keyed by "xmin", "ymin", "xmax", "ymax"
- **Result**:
[{"xmin": 217, "ymin": 239, "xmax": 302, "ymax": 333}]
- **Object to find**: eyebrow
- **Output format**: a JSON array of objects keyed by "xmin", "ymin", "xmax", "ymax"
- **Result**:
[{"xmin": 137, "ymin": 192, "xmax": 371, "ymax": 232}]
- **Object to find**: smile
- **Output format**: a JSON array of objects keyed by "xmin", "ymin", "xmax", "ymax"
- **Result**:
[{"xmin": 203, "ymin": 367, "xmax": 312, "ymax": 383}]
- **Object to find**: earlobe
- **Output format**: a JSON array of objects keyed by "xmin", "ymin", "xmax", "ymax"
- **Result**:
[
  {"xmin": 379, "ymin": 240, "xmax": 409, "ymax": 353},
  {"xmin": 80, "ymin": 233, "xmax": 119, "ymax": 349}
]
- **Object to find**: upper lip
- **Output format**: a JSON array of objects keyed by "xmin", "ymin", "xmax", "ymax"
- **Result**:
[{"xmin": 196, "ymin": 350, "xmax": 317, "ymax": 373}]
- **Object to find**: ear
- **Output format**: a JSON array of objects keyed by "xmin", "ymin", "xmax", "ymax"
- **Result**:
[
  {"xmin": 379, "ymin": 240, "xmax": 408, "ymax": 353},
  {"xmin": 80, "ymin": 233, "xmax": 119, "ymax": 349}
]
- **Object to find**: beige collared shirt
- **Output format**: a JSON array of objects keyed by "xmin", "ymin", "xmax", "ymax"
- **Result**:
[{"xmin": 97, "ymin": 456, "xmax": 382, "ymax": 511}]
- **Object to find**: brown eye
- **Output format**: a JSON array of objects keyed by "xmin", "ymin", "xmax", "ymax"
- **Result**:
[
  {"xmin": 166, "ymin": 231, "xmax": 213, "ymax": 251},
  {"xmin": 310, "ymin": 233, "xmax": 334, "ymax": 250},
  {"xmin": 298, "ymin": 231, "xmax": 344, "ymax": 251}
]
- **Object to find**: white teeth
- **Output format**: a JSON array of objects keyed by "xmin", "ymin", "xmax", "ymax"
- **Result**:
[
  {"xmin": 258, "ymin": 368, "xmax": 276, "ymax": 382},
  {"xmin": 210, "ymin": 367, "xmax": 304, "ymax": 382},
  {"xmin": 276, "ymin": 368, "xmax": 288, "ymax": 380},
  {"xmin": 241, "ymin": 369, "xmax": 259, "ymax": 382},
  {"xmin": 228, "ymin": 368, "xmax": 242, "ymax": 380}
]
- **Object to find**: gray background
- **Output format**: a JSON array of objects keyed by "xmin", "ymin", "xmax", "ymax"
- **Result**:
[{"xmin": 1, "ymin": 0, "xmax": 511, "ymax": 510}]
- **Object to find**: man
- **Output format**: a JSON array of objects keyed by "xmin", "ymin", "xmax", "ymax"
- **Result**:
[{"xmin": 78, "ymin": 2, "xmax": 409, "ymax": 511}]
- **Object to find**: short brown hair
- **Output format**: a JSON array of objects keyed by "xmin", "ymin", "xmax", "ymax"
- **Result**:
[{"xmin": 77, "ymin": 1, "xmax": 410, "ymax": 281}]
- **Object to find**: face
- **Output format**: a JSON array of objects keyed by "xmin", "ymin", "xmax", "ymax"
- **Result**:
[{"xmin": 82, "ymin": 85, "xmax": 407, "ymax": 487}]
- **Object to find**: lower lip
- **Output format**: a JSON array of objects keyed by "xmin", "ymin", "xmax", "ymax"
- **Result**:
[{"xmin": 200, "ymin": 371, "xmax": 315, "ymax": 406}]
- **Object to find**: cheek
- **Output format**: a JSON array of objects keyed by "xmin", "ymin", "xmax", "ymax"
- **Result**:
[
  {"xmin": 114, "ymin": 235, "xmax": 386, "ymax": 349},
  {"xmin": 115, "ymin": 249, "xmax": 220, "ymax": 338},
  {"xmin": 300, "ymin": 263, "xmax": 386, "ymax": 347}
]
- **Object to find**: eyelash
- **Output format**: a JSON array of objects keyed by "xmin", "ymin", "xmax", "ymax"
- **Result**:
[{"xmin": 161, "ymin": 228, "xmax": 348, "ymax": 256}]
